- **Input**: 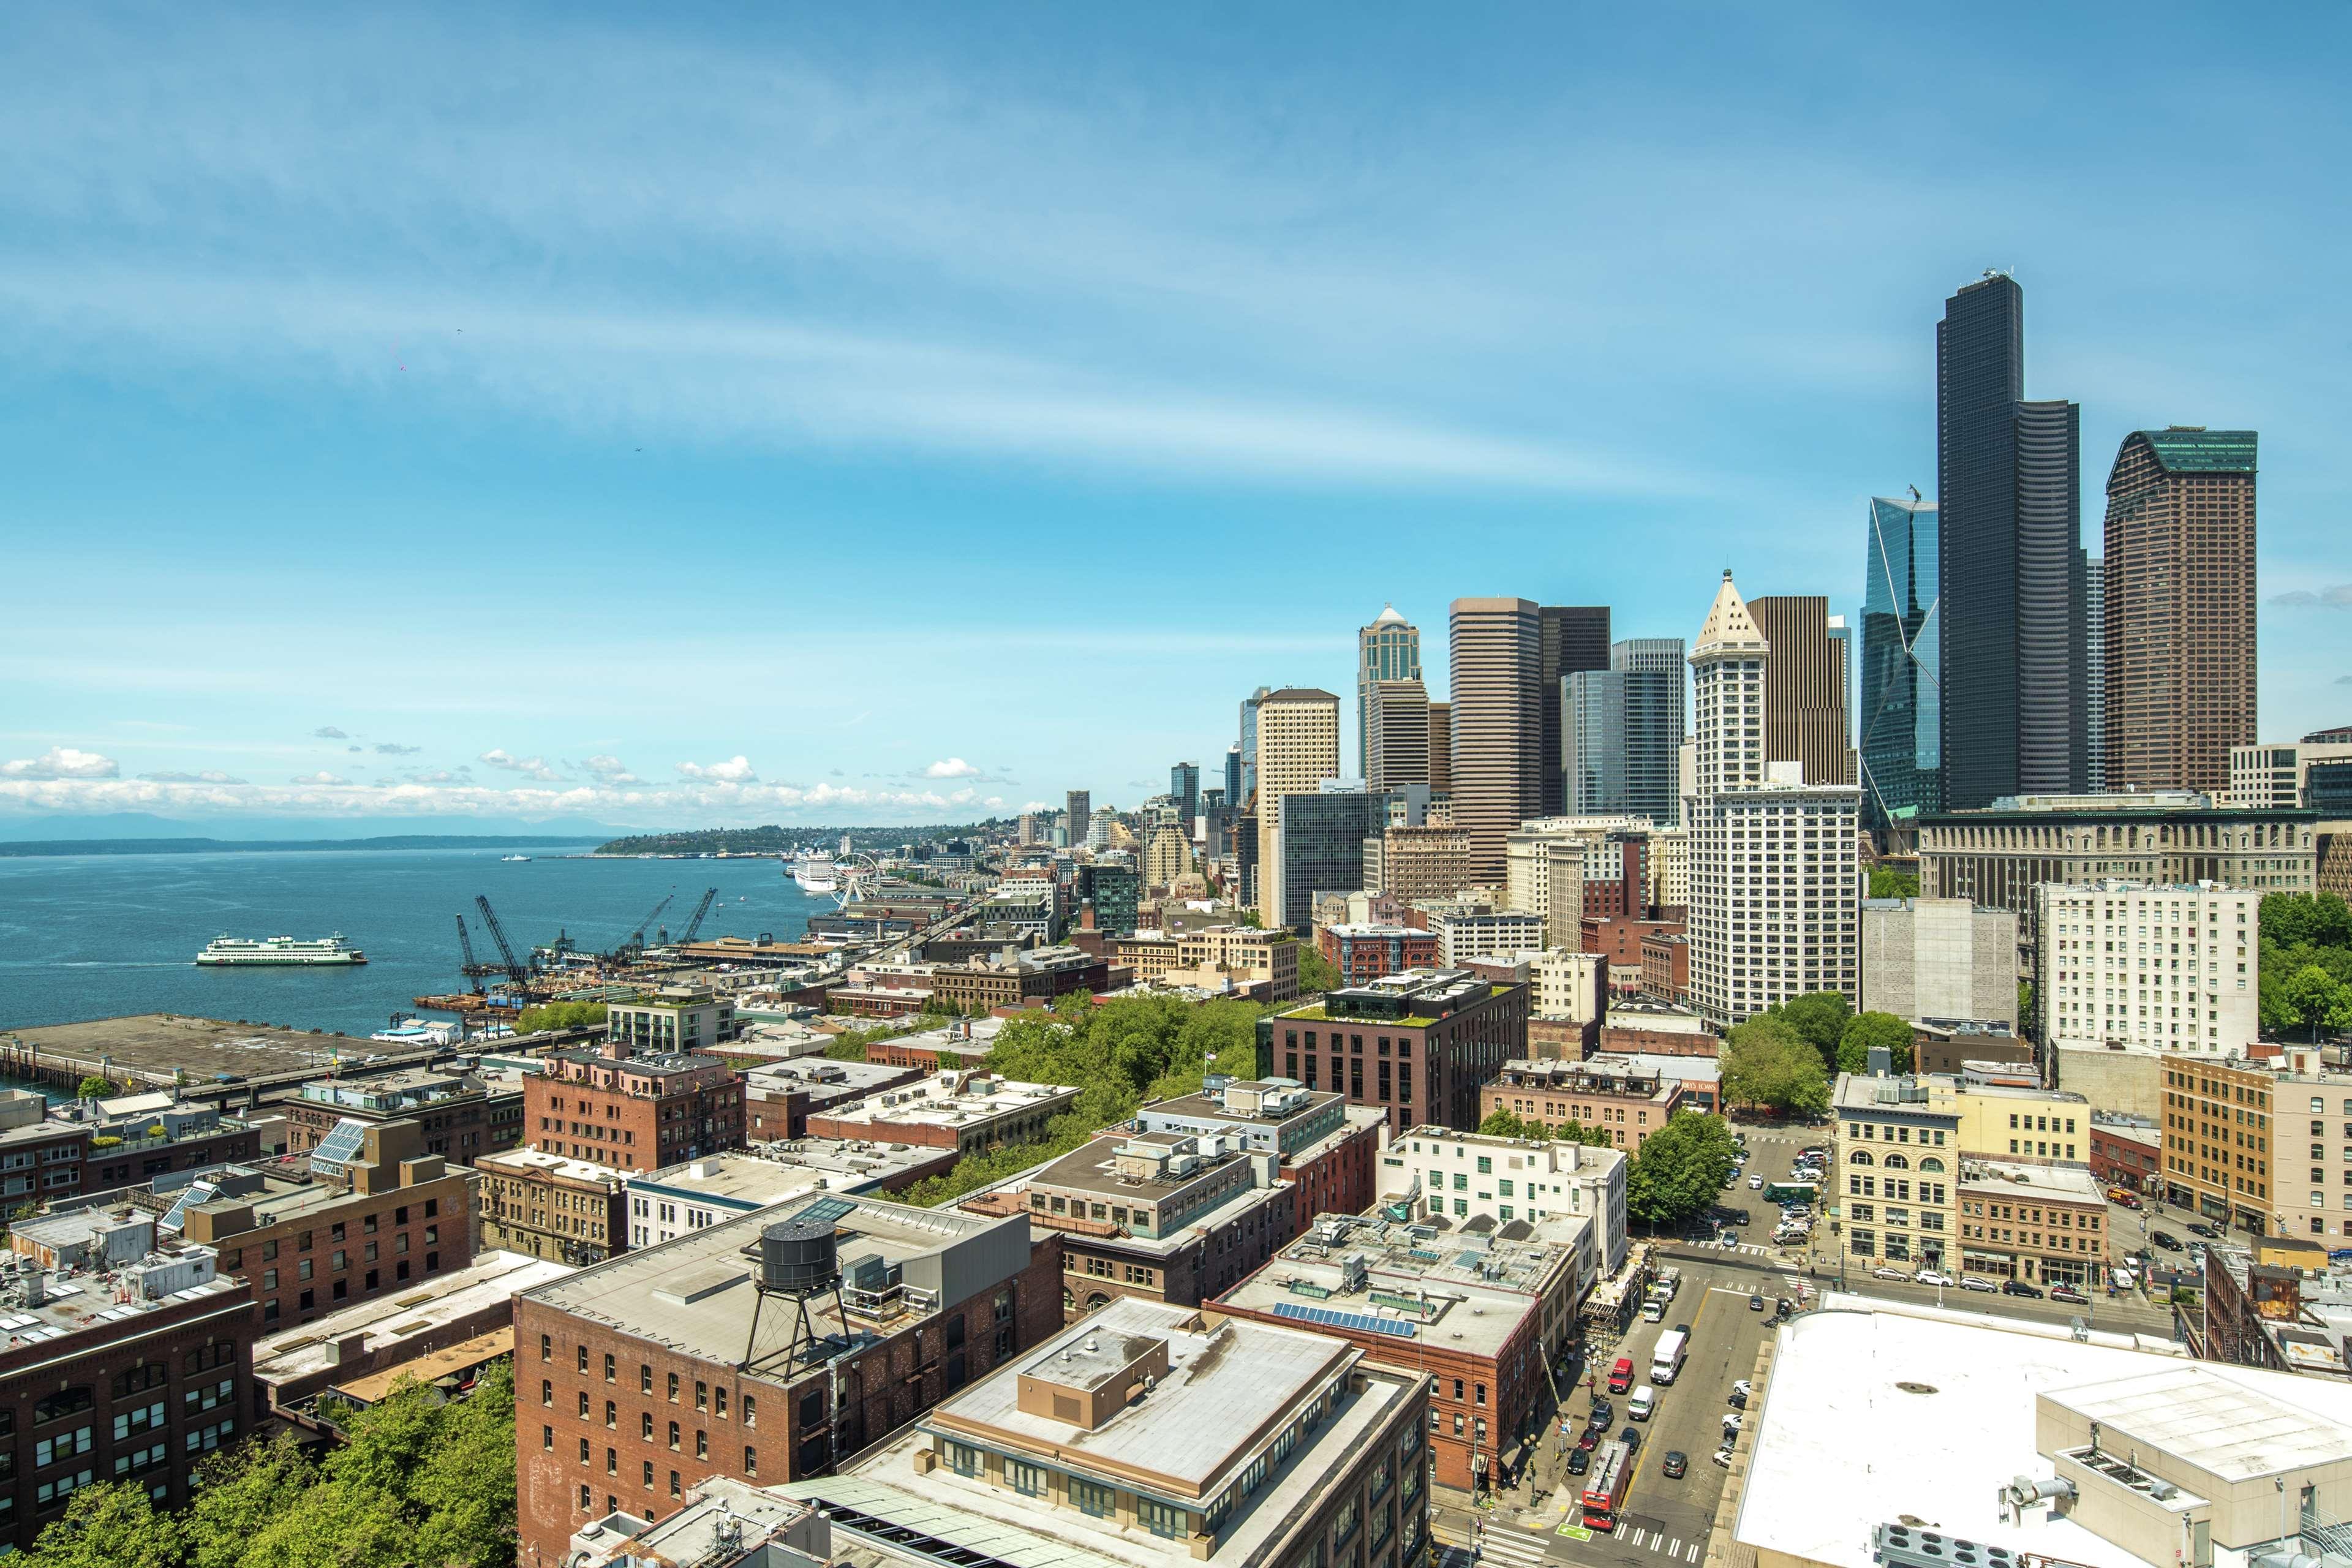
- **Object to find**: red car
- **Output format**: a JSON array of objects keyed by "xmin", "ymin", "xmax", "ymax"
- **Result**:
[
  {"xmin": 1578, "ymin": 1424, "xmax": 1602, "ymax": 1451},
  {"xmin": 1607, "ymin": 1357, "xmax": 1634, "ymax": 1394}
]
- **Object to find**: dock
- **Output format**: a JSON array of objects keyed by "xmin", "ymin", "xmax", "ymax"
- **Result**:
[{"xmin": 0, "ymin": 1013, "xmax": 450, "ymax": 1110}]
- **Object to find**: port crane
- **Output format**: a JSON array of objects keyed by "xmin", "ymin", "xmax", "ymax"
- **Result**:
[
  {"xmin": 473, "ymin": 894, "xmax": 533, "ymax": 986},
  {"xmin": 452, "ymin": 913, "xmax": 496, "ymax": 993},
  {"xmin": 677, "ymin": 887, "xmax": 718, "ymax": 945}
]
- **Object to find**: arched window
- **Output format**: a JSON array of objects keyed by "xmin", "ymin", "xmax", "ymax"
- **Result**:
[
  {"xmin": 1918, "ymin": 1156, "xmax": 1945, "ymax": 1174},
  {"xmin": 34, "ymin": 1388, "xmax": 92, "ymax": 1426},
  {"xmin": 1847, "ymin": 1149, "xmax": 1874, "ymax": 1166},
  {"xmin": 1883, "ymin": 1153, "xmax": 1910, "ymax": 1170}
]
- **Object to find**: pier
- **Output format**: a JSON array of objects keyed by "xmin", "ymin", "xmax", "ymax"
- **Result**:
[{"xmin": 0, "ymin": 1013, "xmax": 452, "ymax": 1111}]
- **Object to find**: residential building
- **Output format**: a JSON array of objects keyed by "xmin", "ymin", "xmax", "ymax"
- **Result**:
[
  {"xmin": 1319, "ymin": 923, "xmax": 1441, "ymax": 986},
  {"xmin": 957, "ymin": 1130, "xmax": 1292, "ymax": 1320},
  {"xmin": 1172, "ymin": 925, "xmax": 1300, "ymax": 1001},
  {"xmin": 1376, "ymin": 1125, "xmax": 1628, "ymax": 1272},
  {"xmin": 513, "ymin": 1189, "xmax": 1063, "ymax": 1562},
  {"xmin": 766, "ymin": 1298, "xmax": 1431, "ymax": 1568},
  {"xmin": 1860, "ymin": 494, "xmax": 1943, "ymax": 839},
  {"xmin": 928, "ymin": 946, "xmax": 1108, "ymax": 1013},
  {"xmin": 2230, "ymin": 741, "xmax": 2352, "ymax": 810},
  {"xmin": 478, "ymin": 1148, "xmax": 629, "ymax": 1265},
  {"xmin": 284, "ymin": 1068, "xmax": 523, "ymax": 1161},
  {"xmin": 1215, "ymin": 1210, "xmax": 1586, "ymax": 1490},
  {"xmin": 1749, "ymin": 594, "xmax": 1855, "ymax": 785},
  {"xmin": 1427, "ymin": 701, "xmax": 1453, "ymax": 793},
  {"xmin": 1911, "ymin": 1020, "xmax": 2034, "ymax": 1076},
  {"xmin": 804, "ymin": 1071, "xmax": 1079, "ymax": 1158},
  {"xmin": 1134, "ymin": 1078, "xmax": 1386, "ymax": 1238},
  {"xmin": 526, "ymin": 1038, "xmax": 747, "ymax": 1174},
  {"xmin": 1449, "ymin": 597, "xmax": 1542, "ymax": 883},
  {"xmin": 1597, "ymin": 996, "xmax": 1710, "ymax": 1057},
  {"xmin": 607, "ymin": 989, "xmax": 739, "ymax": 1057},
  {"xmin": 1272, "ymin": 785, "xmax": 1393, "ymax": 933},
  {"xmin": 2157, "ymin": 1048, "xmax": 2352, "ymax": 1242},
  {"xmin": 2190, "ymin": 1238, "xmax": 2352, "ymax": 1378},
  {"xmin": 1538, "ymin": 605, "xmax": 1612, "ymax": 818},
  {"xmin": 1952, "ymin": 1157, "xmax": 2108, "ymax": 1289},
  {"xmin": 742, "ymin": 1058, "xmax": 925, "ymax": 1144},
  {"xmin": 0, "ymin": 1091, "xmax": 260, "ymax": 1205},
  {"xmin": 1357, "ymin": 605, "xmax": 1422, "ymax": 782},
  {"xmin": 1687, "ymin": 571, "xmax": 1863, "ymax": 1027},
  {"xmin": 175, "ymin": 1118, "xmax": 477, "ymax": 1329},
  {"xmin": 1728, "ymin": 1296, "xmax": 2352, "ymax": 1568},
  {"xmin": 1170, "ymin": 761, "xmax": 1200, "ymax": 829},
  {"xmin": 1638, "ymin": 932, "xmax": 1691, "ymax": 1005},
  {"xmin": 1860, "ymin": 897, "xmax": 2019, "ymax": 1028},
  {"xmin": 2037, "ymin": 881, "xmax": 2259, "ymax": 1054},
  {"xmin": 0, "ymin": 1211, "xmax": 251, "ymax": 1553},
  {"xmin": 1937, "ymin": 271, "xmax": 2089, "ymax": 810},
  {"xmin": 1502, "ymin": 815, "xmax": 1649, "ymax": 945},
  {"xmin": 1832, "ymin": 1069, "xmax": 1961, "ymax": 1274},
  {"xmin": 1143, "ymin": 823, "xmax": 1190, "ymax": 888},
  {"xmin": 1482, "ymin": 1057, "xmax": 1681, "ymax": 1151},
  {"xmin": 1066, "ymin": 790, "xmax": 1090, "ymax": 853},
  {"xmin": 1261, "ymin": 970, "xmax": 1529, "ymax": 1134},
  {"xmin": 1583, "ymin": 915, "xmax": 1680, "ymax": 996},
  {"xmin": 1433, "ymin": 909, "xmax": 1545, "ymax": 966},
  {"xmin": 1079, "ymin": 861, "xmax": 1140, "ymax": 936},
  {"xmin": 1529, "ymin": 948, "xmax": 1605, "ymax": 1030},
  {"xmin": 622, "ymin": 1144, "xmax": 959, "ymax": 1249},
  {"xmin": 1374, "ymin": 823, "xmax": 1471, "ymax": 903},
  {"xmin": 1253, "ymin": 688, "xmax": 1342, "ymax": 929},
  {"xmin": 2104, "ymin": 428, "xmax": 2259, "ymax": 797},
  {"xmin": 1920, "ymin": 796, "xmax": 2316, "ymax": 914}
]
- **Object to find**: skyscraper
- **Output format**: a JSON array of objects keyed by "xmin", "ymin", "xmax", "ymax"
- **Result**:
[
  {"xmin": 1272, "ymin": 785, "xmax": 1395, "ymax": 932},
  {"xmin": 1449, "ymin": 598, "xmax": 1542, "ymax": 883},
  {"xmin": 2083, "ymin": 549, "xmax": 2104, "ymax": 791},
  {"xmin": 1252, "ymin": 688, "xmax": 1341, "ymax": 927},
  {"xmin": 1562, "ymin": 638, "xmax": 1684, "ymax": 826},
  {"xmin": 1224, "ymin": 744, "xmax": 1242, "ymax": 808},
  {"xmin": 1427, "ymin": 703, "xmax": 1453, "ymax": 794},
  {"xmin": 1237, "ymin": 687, "xmax": 1270, "ymax": 807},
  {"xmin": 1065, "ymin": 789, "xmax": 1090, "ymax": 850},
  {"xmin": 1687, "ymin": 571, "xmax": 1860, "ymax": 1027},
  {"xmin": 1538, "ymin": 606, "xmax": 1611, "ymax": 816},
  {"xmin": 1936, "ymin": 271, "xmax": 2087, "ymax": 809},
  {"xmin": 1366, "ymin": 677, "xmax": 1431, "ymax": 791},
  {"xmin": 1357, "ymin": 606, "xmax": 1422, "ymax": 782},
  {"xmin": 2103, "ymin": 427, "xmax": 2259, "ymax": 796},
  {"xmin": 1749, "ymin": 595, "xmax": 1853, "ymax": 785},
  {"xmin": 1860, "ymin": 494, "xmax": 1943, "ymax": 839},
  {"xmin": 1170, "ymin": 761, "xmax": 1200, "ymax": 829}
]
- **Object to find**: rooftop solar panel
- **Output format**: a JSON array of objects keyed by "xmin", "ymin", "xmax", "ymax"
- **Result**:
[{"xmin": 1269, "ymin": 1300, "xmax": 1417, "ymax": 1338}]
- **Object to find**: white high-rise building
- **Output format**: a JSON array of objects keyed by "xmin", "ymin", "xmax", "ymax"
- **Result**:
[
  {"xmin": 1687, "ymin": 571, "xmax": 1861, "ymax": 1027},
  {"xmin": 2037, "ymin": 880, "xmax": 2259, "ymax": 1052}
]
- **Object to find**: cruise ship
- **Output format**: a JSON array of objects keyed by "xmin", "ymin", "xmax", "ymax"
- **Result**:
[{"xmin": 194, "ymin": 933, "xmax": 368, "ymax": 967}]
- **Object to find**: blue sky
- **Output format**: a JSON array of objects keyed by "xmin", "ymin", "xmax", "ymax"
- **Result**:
[{"xmin": 2, "ymin": 3, "xmax": 2346, "ymax": 831}]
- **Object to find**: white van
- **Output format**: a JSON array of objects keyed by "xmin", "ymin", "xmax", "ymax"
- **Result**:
[{"xmin": 1629, "ymin": 1387, "xmax": 1657, "ymax": 1421}]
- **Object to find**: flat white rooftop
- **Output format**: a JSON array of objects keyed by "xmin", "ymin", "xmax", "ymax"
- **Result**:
[{"xmin": 1738, "ymin": 1297, "xmax": 2352, "ymax": 1568}]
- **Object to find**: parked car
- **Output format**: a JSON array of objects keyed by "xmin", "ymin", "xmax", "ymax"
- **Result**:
[
  {"xmin": 2107, "ymin": 1188, "xmax": 2143, "ymax": 1209},
  {"xmin": 1721, "ymin": 1412, "xmax": 1743, "ymax": 1436},
  {"xmin": 1748, "ymin": 1174, "xmax": 1764, "ymax": 1189},
  {"xmin": 1711, "ymin": 1447, "xmax": 1735, "ymax": 1468},
  {"xmin": 1578, "ymin": 1425, "xmax": 1601, "ymax": 1451},
  {"xmin": 1662, "ymin": 1450, "xmax": 1689, "ymax": 1480},
  {"xmin": 1619, "ymin": 1427, "xmax": 1642, "ymax": 1453},
  {"xmin": 2188, "ymin": 1223, "xmax": 2222, "ymax": 1240},
  {"xmin": 1961, "ymin": 1275, "xmax": 1999, "ymax": 1293},
  {"xmin": 1608, "ymin": 1357, "xmax": 1634, "ymax": 1393},
  {"xmin": 1872, "ymin": 1266, "xmax": 1912, "ymax": 1282},
  {"xmin": 1915, "ymin": 1270, "xmax": 1954, "ymax": 1287},
  {"xmin": 1567, "ymin": 1447, "xmax": 1590, "ymax": 1476},
  {"xmin": 2152, "ymin": 1231, "xmax": 2184, "ymax": 1252},
  {"xmin": 1731, "ymin": 1379, "xmax": 1752, "ymax": 1399},
  {"xmin": 1727, "ymin": 1388, "xmax": 1747, "ymax": 1410},
  {"xmin": 1588, "ymin": 1398, "xmax": 1613, "ymax": 1427},
  {"xmin": 2002, "ymin": 1280, "xmax": 2045, "ymax": 1298},
  {"xmin": 2051, "ymin": 1285, "xmax": 2090, "ymax": 1305},
  {"xmin": 1749, "ymin": 1292, "xmax": 1765, "ymax": 1311},
  {"xmin": 1629, "ymin": 1387, "xmax": 1656, "ymax": 1422}
]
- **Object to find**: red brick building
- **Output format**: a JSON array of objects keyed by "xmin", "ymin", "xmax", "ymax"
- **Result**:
[
  {"xmin": 526, "ymin": 1039, "xmax": 745, "ymax": 1174},
  {"xmin": 2089, "ymin": 1118, "xmax": 2163, "ymax": 1194},
  {"xmin": 1481, "ymin": 1057, "xmax": 1684, "ymax": 1151},
  {"xmin": 1262, "ymin": 970, "xmax": 1530, "ymax": 1134},
  {"xmin": 0, "ymin": 1096, "xmax": 259, "ymax": 1207},
  {"xmin": 512, "ymin": 1193, "xmax": 1060, "ymax": 1565},
  {"xmin": 1317, "ymin": 924, "xmax": 1442, "ymax": 986},
  {"xmin": 1581, "ymin": 916, "xmax": 1683, "ymax": 984},
  {"xmin": 1639, "ymin": 930, "xmax": 1691, "ymax": 1005},
  {"xmin": 283, "ymin": 1069, "xmax": 523, "ymax": 1161}
]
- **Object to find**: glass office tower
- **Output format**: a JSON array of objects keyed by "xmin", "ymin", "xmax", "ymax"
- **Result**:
[{"xmin": 1860, "ymin": 495, "xmax": 1942, "ymax": 839}]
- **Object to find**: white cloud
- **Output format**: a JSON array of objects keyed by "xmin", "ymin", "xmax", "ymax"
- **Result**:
[
  {"xmin": 924, "ymin": 758, "xmax": 981, "ymax": 779},
  {"xmin": 479, "ymin": 748, "xmax": 560, "ymax": 782},
  {"xmin": 1021, "ymin": 801, "xmax": 1051, "ymax": 812},
  {"xmin": 374, "ymin": 741, "xmax": 422, "ymax": 755},
  {"xmin": 676, "ymin": 755, "xmax": 758, "ymax": 784},
  {"xmin": 288, "ymin": 771, "xmax": 349, "ymax": 785},
  {"xmin": 313, "ymin": 725, "xmax": 348, "ymax": 739},
  {"xmin": 138, "ymin": 769, "xmax": 249, "ymax": 785},
  {"xmin": 405, "ymin": 769, "xmax": 466, "ymax": 783},
  {"xmin": 984, "ymin": 796, "xmax": 1005, "ymax": 810},
  {"xmin": 2, "ymin": 746, "xmax": 119, "ymax": 780},
  {"xmin": 577, "ymin": 754, "xmax": 641, "ymax": 785}
]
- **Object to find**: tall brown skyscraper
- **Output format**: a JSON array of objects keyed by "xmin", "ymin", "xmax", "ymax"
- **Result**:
[
  {"xmin": 1749, "ymin": 595, "xmax": 1854, "ymax": 785},
  {"xmin": 1449, "ymin": 597, "xmax": 1542, "ymax": 882},
  {"xmin": 2103, "ymin": 428, "xmax": 2258, "ymax": 795},
  {"xmin": 1538, "ymin": 605, "xmax": 1611, "ymax": 815},
  {"xmin": 1427, "ymin": 702, "xmax": 1453, "ymax": 794}
]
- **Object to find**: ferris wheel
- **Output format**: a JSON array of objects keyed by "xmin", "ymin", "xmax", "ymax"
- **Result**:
[{"xmin": 829, "ymin": 851, "xmax": 884, "ymax": 909}]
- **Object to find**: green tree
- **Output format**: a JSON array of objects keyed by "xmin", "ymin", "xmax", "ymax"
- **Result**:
[
  {"xmin": 1767, "ymin": 991, "xmax": 1852, "ymax": 1065},
  {"xmin": 1835, "ymin": 1011, "xmax": 1915, "ymax": 1076},
  {"xmin": 1721, "ymin": 1014, "xmax": 1830, "ymax": 1115},
  {"xmin": 2019, "ymin": 979, "xmax": 2035, "ymax": 1030},
  {"xmin": 1476, "ymin": 1108, "xmax": 1613, "ymax": 1146},
  {"xmin": 1234, "ymin": 908, "xmax": 1264, "ymax": 929},
  {"xmin": 74, "ymin": 1076, "xmax": 113, "ymax": 1101},
  {"xmin": 21, "ymin": 1482, "xmax": 184, "ymax": 1568},
  {"xmin": 1295, "ymin": 941, "xmax": 1343, "ymax": 995},
  {"xmin": 1626, "ymin": 1111, "xmax": 1740, "ymax": 1229},
  {"xmin": 1868, "ymin": 867, "xmax": 1920, "ymax": 899},
  {"xmin": 186, "ymin": 1431, "xmax": 319, "ymax": 1568},
  {"xmin": 2280, "ymin": 965, "xmax": 2352, "ymax": 1042},
  {"xmin": 513, "ymin": 1000, "xmax": 608, "ymax": 1035}
]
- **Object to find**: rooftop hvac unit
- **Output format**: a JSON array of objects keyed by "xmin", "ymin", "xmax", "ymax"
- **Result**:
[{"xmin": 1340, "ymin": 1253, "xmax": 1369, "ymax": 1293}]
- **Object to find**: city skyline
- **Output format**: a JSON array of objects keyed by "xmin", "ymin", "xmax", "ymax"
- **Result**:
[{"xmin": 4, "ymin": 7, "xmax": 2348, "ymax": 832}]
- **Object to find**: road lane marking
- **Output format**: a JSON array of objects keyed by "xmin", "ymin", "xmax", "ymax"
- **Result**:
[{"xmin": 1689, "ymin": 1544, "xmax": 1703, "ymax": 1561}]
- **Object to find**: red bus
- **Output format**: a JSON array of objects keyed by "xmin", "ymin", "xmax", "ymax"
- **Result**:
[{"xmin": 1581, "ymin": 1438, "xmax": 1634, "ymax": 1531}]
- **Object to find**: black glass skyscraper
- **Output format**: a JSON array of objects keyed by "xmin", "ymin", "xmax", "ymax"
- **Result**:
[
  {"xmin": 1936, "ymin": 273, "xmax": 2086, "ymax": 809},
  {"xmin": 1538, "ymin": 605, "xmax": 1610, "ymax": 816}
]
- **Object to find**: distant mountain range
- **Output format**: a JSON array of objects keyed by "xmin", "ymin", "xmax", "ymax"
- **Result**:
[
  {"xmin": 595, "ymin": 821, "xmax": 1003, "ymax": 856},
  {"xmin": 0, "ymin": 833, "xmax": 607, "ymax": 859},
  {"xmin": 0, "ymin": 812, "xmax": 636, "ymax": 843}
]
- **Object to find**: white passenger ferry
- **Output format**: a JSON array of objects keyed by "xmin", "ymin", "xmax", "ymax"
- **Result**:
[{"xmin": 194, "ymin": 933, "xmax": 368, "ymax": 966}]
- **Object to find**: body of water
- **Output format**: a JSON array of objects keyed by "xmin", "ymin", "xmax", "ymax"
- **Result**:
[{"xmin": 0, "ymin": 847, "xmax": 834, "ymax": 1038}]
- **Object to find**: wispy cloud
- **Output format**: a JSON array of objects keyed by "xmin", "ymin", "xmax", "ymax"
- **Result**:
[
  {"xmin": 478, "ymin": 748, "xmax": 559, "ymax": 782},
  {"xmin": 374, "ymin": 741, "xmax": 422, "ymax": 755},
  {"xmin": 2, "ymin": 746, "xmax": 119, "ymax": 780},
  {"xmin": 2272, "ymin": 584, "xmax": 2352, "ymax": 609},
  {"xmin": 313, "ymin": 725, "xmax": 349, "ymax": 739},
  {"xmin": 576, "ymin": 755, "xmax": 641, "ymax": 785},
  {"xmin": 288, "ymin": 771, "xmax": 349, "ymax": 786},
  {"xmin": 139, "ymin": 769, "xmax": 249, "ymax": 785}
]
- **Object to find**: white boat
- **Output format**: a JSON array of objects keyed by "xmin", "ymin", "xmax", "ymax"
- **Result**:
[
  {"xmin": 789, "ymin": 853, "xmax": 839, "ymax": 895},
  {"xmin": 195, "ymin": 933, "xmax": 367, "ymax": 967},
  {"xmin": 500, "ymin": 854, "xmax": 532, "ymax": 862},
  {"xmin": 371, "ymin": 1019, "xmax": 459, "ymax": 1047}
]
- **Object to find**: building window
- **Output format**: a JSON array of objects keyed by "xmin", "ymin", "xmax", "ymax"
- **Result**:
[
  {"xmin": 1009, "ymin": 1458, "xmax": 1047, "ymax": 1497},
  {"xmin": 944, "ymin": 1441, "xmax": 981, "ymax": 1477},
  {"xmin": 1072, "ymin": 1477, "xmax": 1117, "ymax": 1517},
  {"xmin": 1139, "ymin": 1498, "xmax": 1189, "ymax": 1539}
]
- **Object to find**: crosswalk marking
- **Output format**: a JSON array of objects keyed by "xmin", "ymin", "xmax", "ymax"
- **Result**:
[
  {"xmin": 1475, "ymin": 1531, "xmax": 1548, "ymax": 1567},
  {"xmin": 1629, "ymin": 1528, "xmax": 1646, "ymax": 1547},
  {"xmin": 1666, "ymin": 1539, "xmax": 1682, "ymax": 1556}
]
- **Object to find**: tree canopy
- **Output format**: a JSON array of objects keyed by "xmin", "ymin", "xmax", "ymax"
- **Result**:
[
  {"xmin": 1835, "ymin": 1011, "xmax": 1915, "ymax": 1076},
  {"xmin": 2259, "ymin": 894, "xmax": 2352, "ymax": 1042},
  {"xmin": 1721, "ymin": 1013, "xmax": 1830, "ymax": 1115},
  {"xmin": 1626, "ymin": 1111, "xmax": 1740, "ymax": 1228},
  {"xmin": 1476, "ymin": 1108, "xmax": 1616, "ymax": 1147},
  {"xmin": 1295, "ymin": 941, "xmax": 1343, "ymax": 995},
  {"xmin": 1868, "ymin": 867, "xmax": 1920, "ymax": 899},
  {"xmin": 513, "ymin": 999, "xmax": 607, "ymax": 1035},
  {"xmin": 1764, "ymin": 991, "xmax": 1852, "ymax": 1066},
  {"xmin": 20, "ymin": 1361, "xmax": 518, "ymax": 1568},
  {"xmin": 75, "ymin": 1076, "xmax": 113, "ymax": 1100}
]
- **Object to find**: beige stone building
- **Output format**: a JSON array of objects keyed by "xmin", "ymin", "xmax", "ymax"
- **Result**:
[{"xmin": 1252, "ymin": 688, "xmax": 1340, "ymax": 928}]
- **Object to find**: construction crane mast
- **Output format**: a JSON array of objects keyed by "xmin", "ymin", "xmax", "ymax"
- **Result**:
[
  {"xmin": 615, "ymin": 893, "xmax": 674, "ymax": 957},
  {"xmin": 473, "ymin": 894, "xmax": 531, "ymax": 985},
  {"xmin": 678, "ymin": 887, "xmax": 718, "ymax": 945},
  {"xmin": 453, "ymin": 914, "xmax": 490, "ymax": 993}
]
